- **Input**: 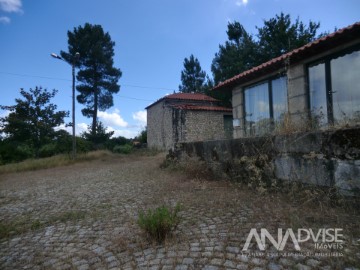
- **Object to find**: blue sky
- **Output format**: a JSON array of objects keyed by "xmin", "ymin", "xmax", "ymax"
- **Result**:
[{"xmin": 1, "ymin": 0, "xmax": 359, "ymax": 138}]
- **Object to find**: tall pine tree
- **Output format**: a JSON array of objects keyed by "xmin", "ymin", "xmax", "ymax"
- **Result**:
[
  {"xmin": 61, "ymin": 23, "xmax": 122, "ymax": 135},
  {"xmin": 211, "ymin": 14, "xmax": 322, "ymax": 85},
  {"xmin": 179, "ymin": 54, "xmax": 207, "ymax": 93}
]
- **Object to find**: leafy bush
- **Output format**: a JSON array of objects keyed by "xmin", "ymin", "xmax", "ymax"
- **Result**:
[
  {"xmin": 105, "ymin": 136, "xmax": 130, "ymax": 151},
  {"xmin": 39, "ymin": 143, "xmax": 57, "ymax": 158},
  {"xmin": 113, "ymin": 144, "xmax": 133, "ymax": 154},
  {"xmin": 76, "ymin": 137, "xmax": 93, "ymax": 153},
  {"xmin": 137, "ymin": 204, "xmax": 181, "ymax": 243}
]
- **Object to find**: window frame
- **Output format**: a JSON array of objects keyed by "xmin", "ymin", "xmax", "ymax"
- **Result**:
[
  {"xmin": 242, "ymin": 74, "xmax": 288, "ymax": 136},
  {"xmin": 306, "ymin": 44, "xmax": 360, "ymax": 126}
]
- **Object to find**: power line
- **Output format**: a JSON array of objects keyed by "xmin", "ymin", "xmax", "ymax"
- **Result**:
[
  {"xmin": 0, "ymin": 71, "xmax": 176, "ymax": 91},
  {"xmin": 116, "ymin": 95, "xmax": 154, "ymax": 102}
]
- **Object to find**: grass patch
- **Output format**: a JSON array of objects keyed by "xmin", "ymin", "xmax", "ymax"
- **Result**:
[
  {"xmin": 138, "ymin": 203, "xmax": 181, "ymax": 243},
  {"xmin": 112, "ymin": 144, "xmax": 133, "ymax": 154},
  {"xmin": 0, "ymin": 150, "xmax": 116, "ymax": 174}
]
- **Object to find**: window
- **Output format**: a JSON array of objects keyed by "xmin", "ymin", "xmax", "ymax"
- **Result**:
[
  {"xmin": 308, "ymin": 48, "xmax": 360, "ymax": 127},
  {"xmin": 244, "ymin": 76, "xmax": 288, "ymax": 136},
  {"xmin": 224, "ymin": 115, "xmax": 233, "ymax": 138}
]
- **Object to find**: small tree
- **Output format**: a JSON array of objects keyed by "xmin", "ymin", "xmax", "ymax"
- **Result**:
[
  {"xmin": 82, "ymin": 121, "xmax": 114, "ymax": 148},
  {"xmin": 179, "ymin": 54, "xmax": 207, "ymax": 93},
  {"xmin": 0, "ymin": 87, "xmax": 69, "ymax": 159}
]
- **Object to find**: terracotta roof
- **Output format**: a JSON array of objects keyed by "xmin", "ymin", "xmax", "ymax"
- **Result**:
[
  {"xmin": 163, "ymin": 92, "xmax": 218, "ymax": 101},
  {"xmin": 145, "ymin": 92, "xmax": 219, "ymax": 109},
  {"xmin": 213, "ymin": 21, "xmax": 360, "ymax": 91},
  {"xmin": 171, "ymin": 104, "xmax": 232, "ymax": 112}
]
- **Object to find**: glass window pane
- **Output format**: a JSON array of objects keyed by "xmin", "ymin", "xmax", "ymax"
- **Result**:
[
  {"xmin": 272, "ymin": 76, "xmax": 288, "ymax": 123},
  {"xmin": 244, "ymin": 82, "xmax": 270, "ymax": 136},
  {"xmin": 331, "ymin": 50, "xmax": 360, "ymax": 125},
  {"xmin": 309, "ymin": 63, "xmax": 328, "ymax": 127}
]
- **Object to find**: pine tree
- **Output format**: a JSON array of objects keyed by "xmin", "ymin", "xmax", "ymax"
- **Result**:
[
  {"xmin": 61, "ymin": 23, "xmax": 122, "ymax": 135},
  {"xmin": 179, "ymin": 54, "xmax": 207, "ymax": 93}
]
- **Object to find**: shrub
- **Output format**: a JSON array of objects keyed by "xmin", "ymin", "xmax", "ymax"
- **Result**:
[
  {"xmin": 113, "ymin": 144, "xmax": 133, "ymax": 154},
  {"xmin": 39, "ymin": 143, "xmax": 57, "ymax": 158},
  {"xmin": 137, "ymin": 204, "xmax": 181, "ymax": 243}
]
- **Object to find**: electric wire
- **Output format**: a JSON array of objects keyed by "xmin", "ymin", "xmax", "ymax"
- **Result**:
[{"xmin": 0, "ymin": 71, "xmax": 175, "ymax": 98}]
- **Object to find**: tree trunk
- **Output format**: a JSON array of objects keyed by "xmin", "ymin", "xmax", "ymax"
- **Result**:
[{"xmin": 92, "ymin": 86, "xmax": 98, "ymax": 135}]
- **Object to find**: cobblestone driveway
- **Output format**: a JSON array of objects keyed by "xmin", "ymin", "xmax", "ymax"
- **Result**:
[{"xmin": 0, "ymin": 154, "xmax": 359, "ymax": 269}]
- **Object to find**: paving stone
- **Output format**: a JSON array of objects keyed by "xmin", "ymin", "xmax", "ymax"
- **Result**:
[
  {"xmin": 202, "ymin": 266, "xmax": 219, "ymax": 270},
  {"xmin": 223, "ymin": 259, "xmax": 236, "ymax": 268},
  {"xmin": 268, "ymin": 262, "xmax": 282, "ymax": 270},
  {"xmin": 295, "ymin": 263, "xmax": 311, "ymax": 270},
  {"xmin": 210, "ymin": 258, "xmax": 223, "ymax": 266},
  {"xmin": 306, "ymin": 258, "xmax": 321, "ymax": 268},
  {"xmin": 175, "ymin": 265, "xmax": 188, "ymax": 270},
  {"xmin": 0, "ymin": 155, "xmax": 357, "ymax": 270}
]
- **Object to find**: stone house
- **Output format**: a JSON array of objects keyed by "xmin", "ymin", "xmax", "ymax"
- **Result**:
[
  {"xmin": 146, "ymin": 93, "xmax": 233, "ymax": 150},
  {"xmin": 213, "ymin": 22, "xmax": 360, "ymax": 138}
]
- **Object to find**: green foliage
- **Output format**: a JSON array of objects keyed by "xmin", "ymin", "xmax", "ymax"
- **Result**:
[
  {"xmin": 256, "ymin": 13, "xmax": 321, "ymax": 64},
  {"xmin": 0, "ymin": 140, "xmax": 34, "ymax": 164},
  {"xmin": 211, "ymin": 13, "xmax": 322, "ymax": 85},
  {"xmin": 137, "ymin": 204, "xmax": 181, "ymax": 243},
  {"xmin": 39, "ymin": 143, "xmax": 57, "ymax": 158},
  {"xmin": 82, "ymin": 121, "xmax": 114, "ymax": 148},
  {"xmin": 0, "ymin": 87, "xmax": 68, "ymax": 162},
  {"xmin": 61, "ymin": 23, "xmax": 122, "ymax": 135},
  {"xmin": 113, "ymin": 144, "xmax": 133, "ymax": 154},
  {"xmin": 135, "ymin": 127, "xmax": 147, "ymax": 144},
  {"xmin": 211, "ymin": 21, "xmax": 258, "ymax": 85},
  {"xmin": 179, "ymin": 54, "xmax": 209, "ymax": 93},
  {"xmin": 105, "ymin": 135, "xmax": 131, "ymax": 151}
]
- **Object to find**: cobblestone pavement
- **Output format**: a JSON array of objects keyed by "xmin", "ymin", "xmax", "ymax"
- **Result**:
[{"xmin": 0, "ymin": 154, "xmax": 359, "ymax": 269}]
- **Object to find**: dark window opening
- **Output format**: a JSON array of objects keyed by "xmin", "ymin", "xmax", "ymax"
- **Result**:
[
  {"xmin": 308, "ymin": 48, "xmax": 360, "ymax": 127},
  {"xmin": 244, "ymin": 76, "xmax": 288, "ymax": 136}
]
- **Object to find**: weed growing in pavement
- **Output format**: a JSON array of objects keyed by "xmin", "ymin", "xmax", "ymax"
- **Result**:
[{"xmin": 137, "ymin": 203, "xmax": 182, "ymax": 243}]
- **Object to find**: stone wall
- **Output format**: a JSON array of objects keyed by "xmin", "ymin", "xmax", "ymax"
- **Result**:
[
  {"xmin": 147, "ymin": 101, "xmax": 173, "ymax": 150},
  {"xmin": 173, "ymin": 127, "xmax": 360, "ymax": 195},
  {"xmin": 148, "ymin": 100, "xmax": 232, "ymax": 150},
  {"xmin": 174, "ymin": 109, "xmax": 231, "ymax": 143}
]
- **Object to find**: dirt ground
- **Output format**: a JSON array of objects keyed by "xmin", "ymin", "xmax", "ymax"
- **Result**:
[{"xmin": 0, "ymin": 152, "xmax": 359, "ymax": 270}]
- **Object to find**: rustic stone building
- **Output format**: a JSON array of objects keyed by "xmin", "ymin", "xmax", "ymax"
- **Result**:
[{"xmin": 146, "ymin": 93, "xmax": 232, "ymax": 150}]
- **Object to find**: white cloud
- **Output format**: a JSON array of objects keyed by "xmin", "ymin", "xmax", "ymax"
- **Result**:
[
  {"xmin": 98, "ymin": 110, "xmax": 128, "ymax": 128},
  {"xmin": 235, "ymin": 0, "xmax": 248, "ymax": 6},
  {"xmin": 55, "ymin": 123, "xmax": 88, "ymax": 136},
  {"xmin": 106, "ymin": 126, "xmax": 139, "ymax": 139},
  {"xmin": 0, "ymin": 109, "xmax": 10, "ymax": 118},
  {"xmin": 0, "ymin": 16, "xmax": 10, "ymax": 23},
  {"xmin": 0, "ymin": 0, "xmax": 22, "ymax": 13},
  {"xmin": 132, "ymin": 110, "xmax": 147, "ymax": 126},
  {"xmin": 77, "ymin": 123, "xmax": 89, "ymax": 133}
]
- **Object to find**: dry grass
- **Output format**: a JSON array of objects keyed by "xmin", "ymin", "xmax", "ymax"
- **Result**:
[{"xmin": 0, "ymin": 150, "xmax": 118, "ymax": 175}]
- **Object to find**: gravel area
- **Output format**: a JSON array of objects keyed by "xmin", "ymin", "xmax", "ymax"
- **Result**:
[{"xmin": 0, "ymin": 153, "xmax": 359, "ymax": 269}]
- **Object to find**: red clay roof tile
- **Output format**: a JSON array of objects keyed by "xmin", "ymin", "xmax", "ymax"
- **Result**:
[
  {"xmin": 145, "ymin": 92, "xmax": 219, "ymax": 109},
  {"xmin": 171, "ymin": 104, "xmax": 232, "ymax": 112}
]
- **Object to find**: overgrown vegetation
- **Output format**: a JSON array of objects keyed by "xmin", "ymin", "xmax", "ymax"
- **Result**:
[
  {"xmin": 137, "ymin": 203, "xmax": 182, "ymax": 243},
  {"xmin": 0, "ymin": 150, "xmax": 115, "ymax": 174},
  {"xmin": 112, "ymin": 144, "xmax": 133, "ymax": 154}
]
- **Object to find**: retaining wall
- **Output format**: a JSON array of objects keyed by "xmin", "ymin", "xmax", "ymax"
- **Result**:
[{"xmin": 172, "ymin": 127, "xmax": 360, "ymax": 195}]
